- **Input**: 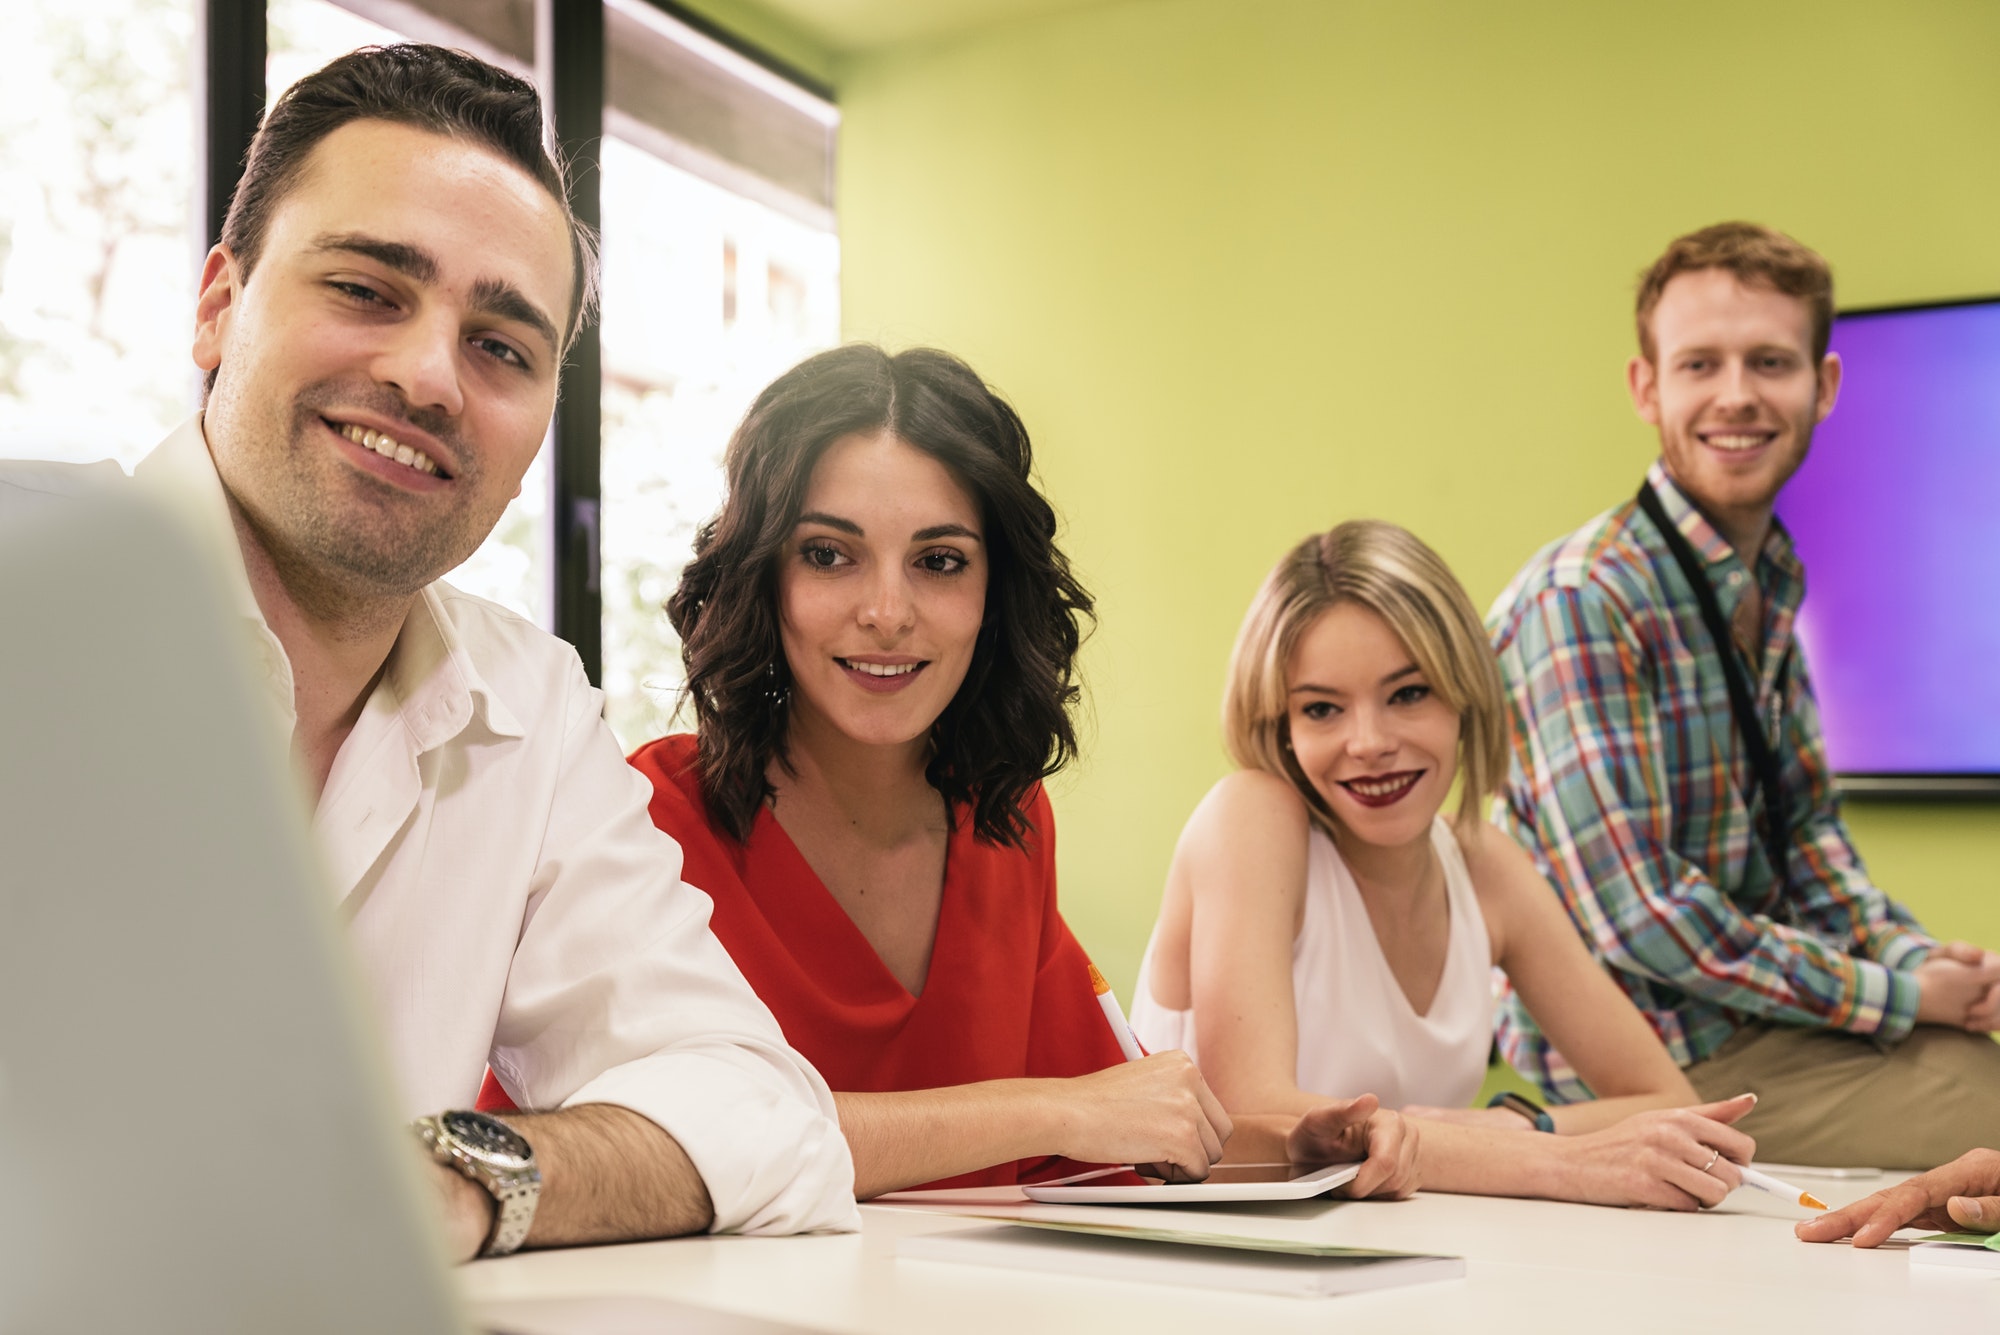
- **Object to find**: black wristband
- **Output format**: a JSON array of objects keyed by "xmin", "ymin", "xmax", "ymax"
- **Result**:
[{"xmin": 1487, "ymin": 1090, "xmax": 1555, "ymax": 1132}]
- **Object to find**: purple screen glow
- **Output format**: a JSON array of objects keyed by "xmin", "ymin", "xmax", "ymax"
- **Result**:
[{"xmin": 1774, "ymin": 301, "xmax": 2000, "ymax": 776}]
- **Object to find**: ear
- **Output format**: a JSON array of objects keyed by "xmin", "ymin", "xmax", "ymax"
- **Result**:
[
  {"xmin": 1626, "ymin": 354, "xmax": 1661, "ymax": 426},
  {"xmin": 1813, "ymin": 351, "xmax": 1842, "ymax": 423},
  {"xmin": 191, "ymin": 245, "xmax": 242, "ymax": 374}
]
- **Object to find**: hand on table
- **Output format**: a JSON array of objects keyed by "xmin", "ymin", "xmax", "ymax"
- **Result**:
[
  {"xmin": 1055, "ymin": 1051, "xmax": 1233, "ymax": 1183},
  {"xmin": 1287, "ymin": 1093, "xmax": 1421, "ymax": 1199},
  {"xmin": 1554, "ymin": 1093, "xmax": 1757, "ymax": 1211},
  {"xmin": 1796, "ymin": 1148, "xmax": 2000, "ymax": 1247},
  {"xmin": 1914, "ymin": 942, "xmax": 2000, "ymax": 1031}
]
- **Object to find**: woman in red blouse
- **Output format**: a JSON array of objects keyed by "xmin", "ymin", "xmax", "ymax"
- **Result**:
[{"xmin": 627, "ymin": 346, "xmax": 1418, "ymax": 1198}]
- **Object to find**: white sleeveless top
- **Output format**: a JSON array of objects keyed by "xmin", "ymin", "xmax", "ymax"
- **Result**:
[{"xmin": 1131, "ymin": 817, "xmax": 1495, "ymax": 1111}]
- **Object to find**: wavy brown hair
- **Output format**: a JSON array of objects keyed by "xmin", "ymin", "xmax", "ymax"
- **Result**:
[{"xmin": 667, "ymin": 344, "xmax": 1093, "ymax": 849}]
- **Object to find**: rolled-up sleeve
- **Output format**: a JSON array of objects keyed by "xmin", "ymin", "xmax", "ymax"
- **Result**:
[
  {"xmin": 1506, "ymin": 581, "xmax": 1921, "ymax": 1041},
  {"xmin": 487, "ymin": 668, "xmax": 858, "ymax": 1235}
]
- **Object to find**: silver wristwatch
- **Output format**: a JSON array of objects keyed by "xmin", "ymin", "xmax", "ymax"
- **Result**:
[{"xmin": 412, "ymin": 1110, "xmax": 541, "ymax": 1257}]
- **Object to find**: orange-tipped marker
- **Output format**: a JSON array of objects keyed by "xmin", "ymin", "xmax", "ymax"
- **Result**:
[
  {"xmin": 1087, "ymin": 962, "xmax": 1147, "ymax": 1063},
  {"xmin": 1739, "ymin": 1165, "xmax": 1827, "ymax": 1211}
]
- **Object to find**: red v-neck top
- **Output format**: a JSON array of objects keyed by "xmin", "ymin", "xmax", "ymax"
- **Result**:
[{"xmin": 626, "ymin": 733, "xmax": 1128, "ymax": 1188}]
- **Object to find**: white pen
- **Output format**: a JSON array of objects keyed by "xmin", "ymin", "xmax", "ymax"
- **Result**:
[
  {"xmin": 1087, "ymin": 961, "xmax": 1147, "ymax": 1062},
  {"xmin": 1738, "ymin": 1164, "xmax": 1828, "ymax": 1211}
]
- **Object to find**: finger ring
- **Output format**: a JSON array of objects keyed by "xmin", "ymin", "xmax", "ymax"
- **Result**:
[{"xmin": 1700, "ymin": 1148, "xmax": 1720, "ymax": 1174}]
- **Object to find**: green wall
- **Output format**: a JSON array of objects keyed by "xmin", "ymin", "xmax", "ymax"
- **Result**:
[{"xmin": 825, "ymin": 0, "xmax": 2000, "ymax": 993}]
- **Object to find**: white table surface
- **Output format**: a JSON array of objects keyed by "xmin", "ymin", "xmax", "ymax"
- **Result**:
[{"xmin": 461, "ymin": 1173, "xmax": 2000, "ymax": 1334}]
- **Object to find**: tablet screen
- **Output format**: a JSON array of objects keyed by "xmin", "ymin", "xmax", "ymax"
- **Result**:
[
  {"xmin": 1124, "ymin": 1162, "xmax": 1342, "ymax": 1186},
  {"xmin": 1019, "ymin": 1160, "xmax": 1359, "ymax": 1204}
]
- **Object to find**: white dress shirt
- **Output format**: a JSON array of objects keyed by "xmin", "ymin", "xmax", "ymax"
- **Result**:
[{"xmin": 6, "ymin": 420, "xmax": 858, "ymax": 1235}]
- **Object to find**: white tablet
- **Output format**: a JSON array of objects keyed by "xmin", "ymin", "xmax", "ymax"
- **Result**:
[{"xmin": 1021, "ymin": 1162, "xmax": 1361, "ymax": 1204}]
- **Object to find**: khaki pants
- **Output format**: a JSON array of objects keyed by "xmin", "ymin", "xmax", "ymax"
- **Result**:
[{"xmin": 1686, "ymin": 1023, "xmax": 2000, "ymax": 1169}]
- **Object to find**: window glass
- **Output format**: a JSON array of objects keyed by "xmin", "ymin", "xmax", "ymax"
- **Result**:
[
  {"xmin": 268, "ymin": 0, "xmax": 552, "ymax": 626},
  {"xmin": 597, "ymin": 134, "xmax": 839, "ymax": 748},
  {"xmin": 0, "ymin": 0, "xmax": 197, "ymax": 466}
]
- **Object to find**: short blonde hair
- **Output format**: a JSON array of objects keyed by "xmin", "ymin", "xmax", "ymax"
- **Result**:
[{"xmin": 1221, "ymin": 521, "xmax": 1507, "ymax": 835}]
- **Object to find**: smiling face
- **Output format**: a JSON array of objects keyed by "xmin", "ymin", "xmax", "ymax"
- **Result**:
[
  {"xmin": 1285, "ymin": 601, "xmax": 1461, "ymax": 850},
  {"xmin": 1629, "ymin": 268, "xmax": 1842, "ymax": 556},
  {"xmin": 193, "ymin": 118, "xmax": 573, "ymax": 604},
  {"xmin": 776, "ymin": 430, "xmax": 989, "ymax": 759}
]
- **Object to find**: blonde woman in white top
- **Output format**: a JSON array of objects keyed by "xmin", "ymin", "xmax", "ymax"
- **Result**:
[{"xmin": 1132, "ymin": 521, "xmax": 1758, "ymax": 1209}]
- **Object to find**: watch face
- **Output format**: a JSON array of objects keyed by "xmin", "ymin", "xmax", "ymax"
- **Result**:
[{"xmin": 442, "ymin": 1110, "xmax": 531, "ymax": 1167}]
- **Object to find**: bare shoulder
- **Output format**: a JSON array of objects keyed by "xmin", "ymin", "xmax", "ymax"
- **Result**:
[
  {"xmin": 1174, "ymin": 770, "xmax": 1313, "ymax": 904},
  {"xmin": 1181, "ymin": 769, "xmax": 1313, "ymax": 851}
]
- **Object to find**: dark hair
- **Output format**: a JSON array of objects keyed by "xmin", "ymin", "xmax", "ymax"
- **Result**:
[
  {"xmin": 1635, "ymin": 221, "xmax": 1833, "ymax": 363},
  {"xmin": 221, "ymin": 43, "xmax": 599, "ymax": 347},
  {"xmin": 669, "ymin": 344, "xmax": 1093, "ymax": 849}
]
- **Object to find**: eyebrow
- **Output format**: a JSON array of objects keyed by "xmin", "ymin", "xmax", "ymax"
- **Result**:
[
  {"xmin": 913, "ymin": 523, "xmax": 982, "ymax": 543},
  {"xmin": 311, "ymin": 232, "xmax": 560, "ymax": 354},
  {"xmin": 1673, "ymin": 343, "xmax": 1799, "ymax": 359},
  {"xmin": 795, "ymin": 511, "xmax": 863, "ymax": 536},
  {"xmin": 313, "ymin": 233, "xmax": 439, "ymax": 283},
  {"xmin": 1288, "ymin": 664, "xmax": 1421, "ymax": 696},
  {"xmin": 793, "ymin": 513, "xmax": 983, "ymax": 544},
  {"xmin": 470, "ymin": 277, "xmax": 560, "ymax": 355}
]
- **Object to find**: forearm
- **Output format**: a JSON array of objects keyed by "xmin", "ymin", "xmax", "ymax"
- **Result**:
[
  {"xmin": 1535, "ymin": 1009, "xmax": 1701, "ymax": 1135},
  {"xmin": 1547, "ymin": 1089, "xmax": 1686, "ymax": 1135},
  {"xmin": 1571, "ymin": 858, "xmax": 1923, "ymax": 1037},
  {"xmin": 834, "ymin": 1083, "xmax": 1061, "ymax": 1199},
  {"xmin": 500, "ymin": 1103, "xmax": 713, "ymax": 1246},
  {"xmin": 1409, "ymin": 1120, "xmax": 1572, "ymax": 1199},
  {"xmin": 1219, "ymin": 1113, "xmax": 1301, "ymax": 1163},
  {"xmin": 1208, "ymin": 1074, "xmax": 1331, "ymax": 1122}
]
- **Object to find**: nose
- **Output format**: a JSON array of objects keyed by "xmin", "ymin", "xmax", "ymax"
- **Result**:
[
  {"xmin": 371, "ymin": 308, "xmax": 465, "ymax": 417},
  {"xmin": 857, "ymin": 563, "xmax": 915, "ymax": 638},
  {"xmin": 1713, "ymin": 358, "xmax": 1756, "ymax": 415},
  {"xmin": 1345, "ymin": 704, "xmax": 1394, "ymax": 760}
]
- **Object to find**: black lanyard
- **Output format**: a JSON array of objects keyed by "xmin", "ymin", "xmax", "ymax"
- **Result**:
[{"xmin": 1635, "ymin": 482, "xmax": 1792, "ymax": 895}]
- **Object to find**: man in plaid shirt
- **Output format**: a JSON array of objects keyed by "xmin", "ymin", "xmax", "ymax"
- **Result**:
[{"xmin": 1490, "ymin": 223, "xmax": 2000, "ymax": 1168}]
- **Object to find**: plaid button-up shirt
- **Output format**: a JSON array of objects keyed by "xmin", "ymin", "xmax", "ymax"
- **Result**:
[{"xmin": 1488, "ymin": 462, "xmax": 1934, "ymax": 1102}]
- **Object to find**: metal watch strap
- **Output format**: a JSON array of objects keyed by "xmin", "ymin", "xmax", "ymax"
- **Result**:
[{"xmin": 414, "ymin": 1113, "xmax": 541, "ymax": 1258}]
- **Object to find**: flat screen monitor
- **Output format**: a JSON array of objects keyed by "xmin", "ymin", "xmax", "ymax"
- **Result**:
[{"xmin": 1774, "ymin": 296, "xmax": 2000, "ymax": 797}]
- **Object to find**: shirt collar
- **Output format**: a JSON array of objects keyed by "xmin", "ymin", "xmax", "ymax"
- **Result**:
[
  {"xmin": 131, "ymin": 413, "xmax": 524, "ymax": 752},
  {"xmin": 133, "ymin": 414, "xmax": 267, "ymax": 627},
  {"xmin": 390, "ymin": 586, "xmax": 526, "ymax": 747},
  {"xmin": 1642, "ymin": 459, "xmax": 1802, "ymax": 584}
]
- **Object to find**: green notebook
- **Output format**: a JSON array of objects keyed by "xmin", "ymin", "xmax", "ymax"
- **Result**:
[{"xmin": 1910, "ymin": 1231, "xmax": 2000, "ymax": 1271}]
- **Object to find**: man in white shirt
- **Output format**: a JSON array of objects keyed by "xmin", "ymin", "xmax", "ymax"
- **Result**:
[{"xmin": 3, "ymin": 44, "xmax": 856, "ymax": 1256}]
